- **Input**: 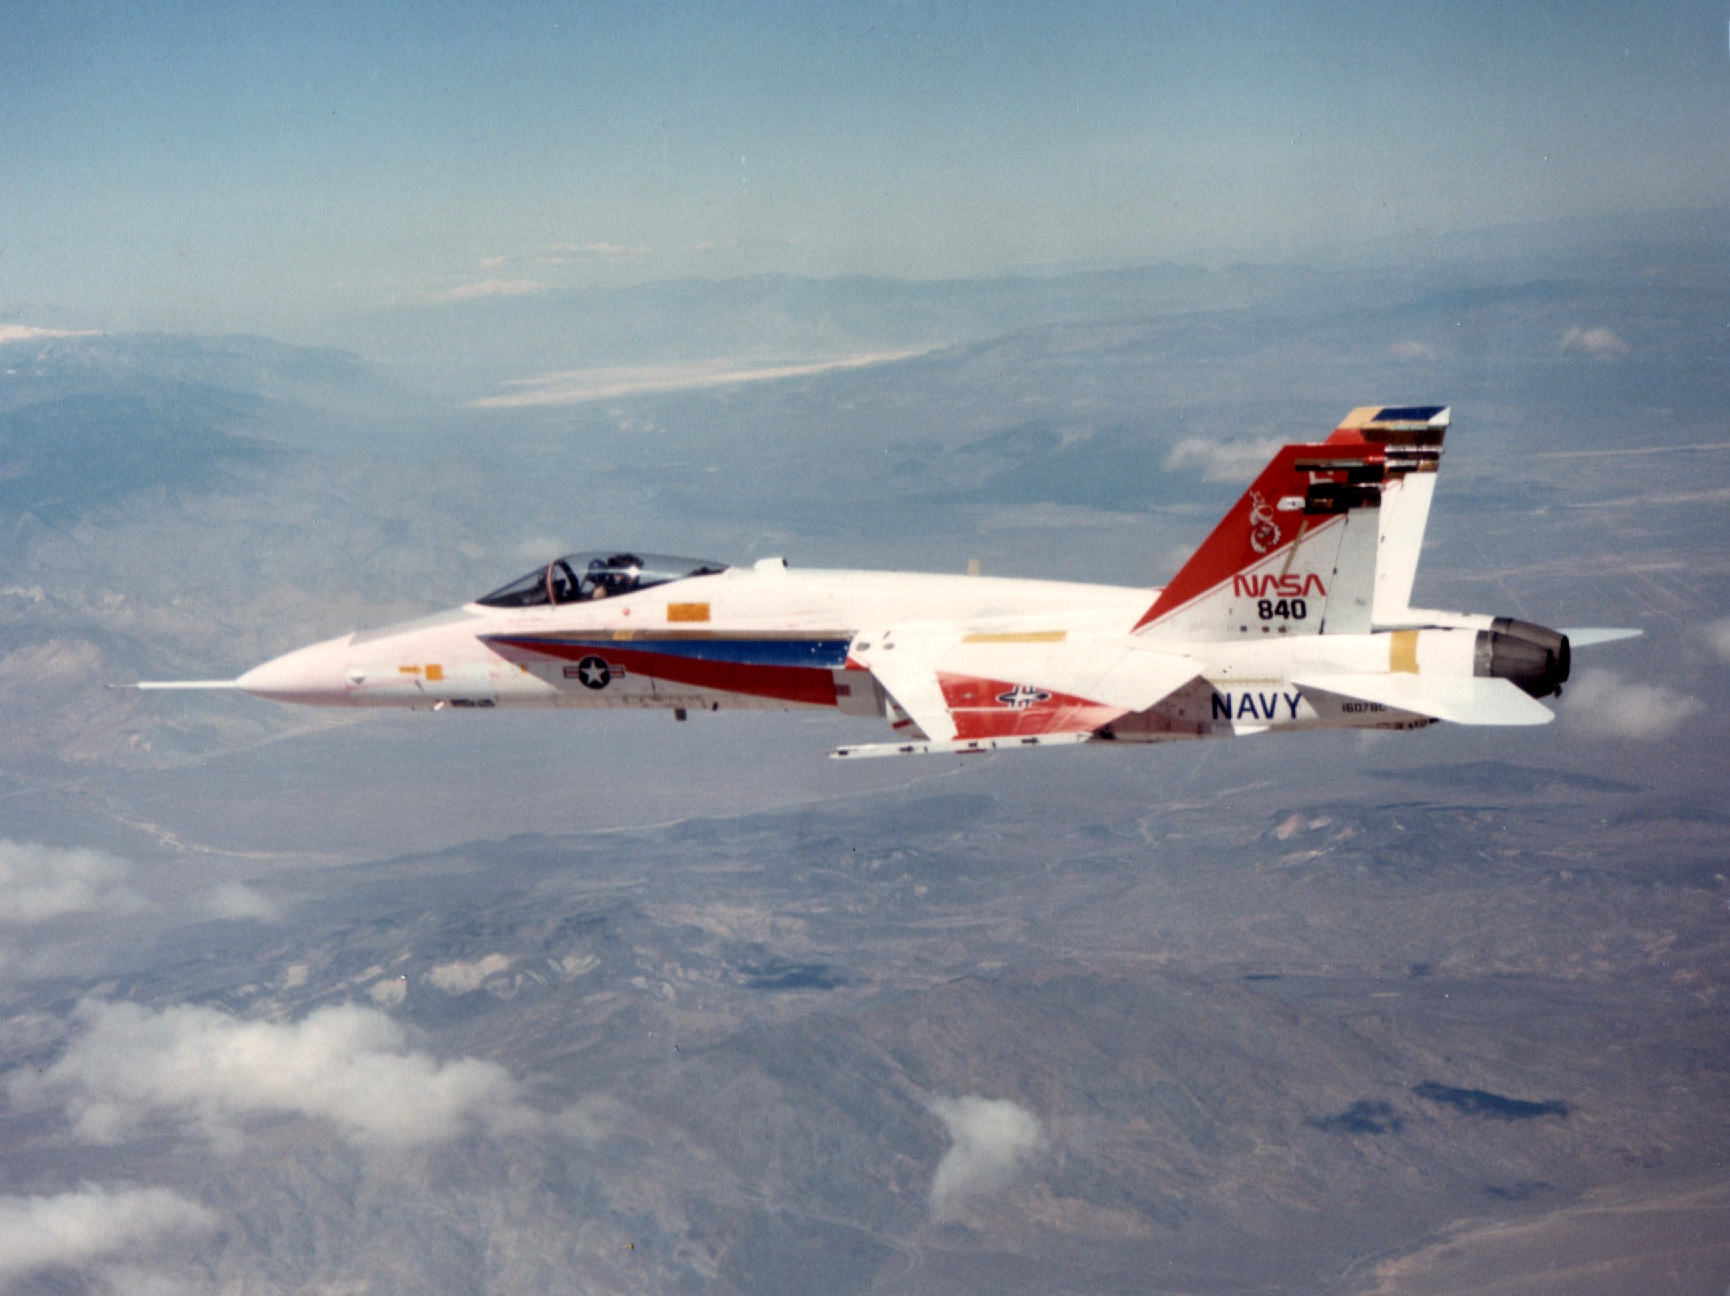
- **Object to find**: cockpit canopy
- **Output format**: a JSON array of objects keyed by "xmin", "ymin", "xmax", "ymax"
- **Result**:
[{"xmin": 476, "ymin": 552, "xmax": 728, "ymax": 608}]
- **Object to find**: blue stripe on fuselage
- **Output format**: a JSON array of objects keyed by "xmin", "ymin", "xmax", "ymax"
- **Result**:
[{"xmin": 532, "ymin": 636, "xmax": 852, "ymax": 670}]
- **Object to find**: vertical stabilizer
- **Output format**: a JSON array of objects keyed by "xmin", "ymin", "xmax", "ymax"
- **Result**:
[
  {"xmin": 1325, "ymin": 405, "xmax": 1449, "ymax": 624},
  {"xmin": 1133, "ymin": 441, "xmax": 1387, "ymax": 640}
]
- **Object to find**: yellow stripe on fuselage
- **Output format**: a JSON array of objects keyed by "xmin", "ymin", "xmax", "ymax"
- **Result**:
[
  {"xmin": 1389, "ymin": 629, "xmax": 1419, "ymax": 674},
  {"xmin": 961, "ymin": 631, "xmax": 1068, "ymax": 644}
]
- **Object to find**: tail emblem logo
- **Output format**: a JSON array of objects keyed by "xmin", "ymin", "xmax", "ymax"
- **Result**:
[{"xmin": 1248, "ymin": 492, "xmax": 1282, "ymax": 555}]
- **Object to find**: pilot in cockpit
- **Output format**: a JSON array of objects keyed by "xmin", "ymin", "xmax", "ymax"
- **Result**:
[
  {"xmin": 476, "ymin": 552, "xmax": 725, "ymax": 610},
  {"xmin": 588, "ymin": 554, "xmax": 644, "ymax": 598}
]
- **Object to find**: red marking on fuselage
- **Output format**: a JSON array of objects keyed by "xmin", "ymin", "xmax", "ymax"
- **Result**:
[
  {"xmin": 937, "ymin": 673, "xmax": 1123, "ymax": 740},
  {"xmin": 493, "ymin": 637, "xmax": 838, "ymax": 707}
]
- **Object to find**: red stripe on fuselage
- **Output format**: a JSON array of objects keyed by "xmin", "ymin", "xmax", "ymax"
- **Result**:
[{"xmin": 501, "ymin": 637, "xmax": 838, "ymax": 707}]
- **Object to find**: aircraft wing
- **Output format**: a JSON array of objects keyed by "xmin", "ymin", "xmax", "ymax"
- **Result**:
[
  {"xmin": 842, "ymin": 632, "xmax": 1201, "ymax": 755},
  {"xmin": 1293, "ymin": 673, "xmax": 1555, "ymax": 726}
]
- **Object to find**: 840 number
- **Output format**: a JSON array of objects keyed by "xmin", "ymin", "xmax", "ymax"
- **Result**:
[{"xmin": 1257, "ymin": 598, "xmax": 1307, "ymax": 621}]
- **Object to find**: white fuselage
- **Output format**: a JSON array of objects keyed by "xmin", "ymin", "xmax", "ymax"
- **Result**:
[{"xmin": 234, "ymin": 563, "xmax": 1491, "ymax": 743}]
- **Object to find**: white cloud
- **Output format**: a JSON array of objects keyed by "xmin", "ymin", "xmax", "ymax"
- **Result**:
[
  {"xmin": 196, "ymin": 882, "xmax": 278, "ymax": 922},
  {"xmin": 440, "ymin": 277, "xmax": 546, "ymax": 301},
  {"xmin": 1706, "ymin": 618, "xmax": 1730, "ymax": 666},
  {"xmin": 929, "ymin": 1095, "xmax": 1043, "ymax": 1216},
  {"xmin": 0, "ymin": 841, "xmax": 144, "ymax": 923},
  {"xmin": 551, "ymin": 1094, "xmax": 623, "ymax": 1142},
  {"xmin": 1386, "ymin": 340, "xmax": 1445, "ymax": 361},
  {"xmin": 482, "ymin": 242, "xmax": 651, "ymax": 270},
  {"xmin": 560, "ymin": 952, "xmax": 600, "ymax": 978},
  {"xmin": 1563, "ymin": 668, "xmax": 1701, "ymax": 741},
  {"xmin": 1560, "ymin": 325, "xmax": 1630, "ymax": 358},
  {"xmin": 1162, "ymin": 437, "xmax": 1282, "ymax": 482},
  {"xmin": 0, "ymin": 324, "xmax": 98, "ymax": 345},
  {"xmin": 0, "ymin": 638, "xmax": 103, "ymax": 692},
  {"xmin": 13, "ymin": 999, "xmax": 535, "ymax": 1149},
  {"xmin": 391, "ymin": 277, "xmax": 548, "ymax": 306},
  {"xmin": 0, "ymin": 1185, "xmax": 213, "ymax": 1281},
  {"xmin": 426, "ymin": 953, "xmax": 514, "ymax": 994}
]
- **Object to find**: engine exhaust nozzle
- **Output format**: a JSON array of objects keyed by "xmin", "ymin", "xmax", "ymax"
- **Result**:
[{"xmin": 1474, "ymin": 618, "xmax": 1570, "ymax": 699}]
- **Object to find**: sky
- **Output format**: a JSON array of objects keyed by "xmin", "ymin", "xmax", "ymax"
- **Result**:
[{"xmin": 2, "ymin": 0, "xmax": 1727, "ymax": 342}]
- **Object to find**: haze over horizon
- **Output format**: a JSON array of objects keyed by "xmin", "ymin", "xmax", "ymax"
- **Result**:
[{"xmin": 5, "ymin": 0, "xmax": 1729, "ymax": 345}]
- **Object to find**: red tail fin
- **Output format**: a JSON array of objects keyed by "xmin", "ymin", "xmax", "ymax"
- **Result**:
[{"xmin": 1132, "ymin": 442, "xmax": 1386, "ymax": 639}]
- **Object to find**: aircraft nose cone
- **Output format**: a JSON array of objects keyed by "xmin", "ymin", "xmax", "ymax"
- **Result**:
[{"xmin": 237, "ymin": 633, "xmax": 356, "ymax": 705}]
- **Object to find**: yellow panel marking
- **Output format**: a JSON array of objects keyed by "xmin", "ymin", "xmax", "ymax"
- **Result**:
[
  {"xmin": 424, "ymin": 664, "xmax": 444, "ymax": 682},
  {"xmin": 1389, "ymin": 630, "xmax": 1419, "ymax": 674},
  {"xmin": 961, "ymin": 631, "xmax": 1067, "ymax": 644},
  {"xmin": 667, "ymin": 602, "xmax": 711, "ymax": 623},
  {"xmin": 1277, "ymin": 519, "xmax": 1309, "ymax": 578},
  {"xmin": 399, "ymin": 665, "xmax": 421, "ymax": 675}
]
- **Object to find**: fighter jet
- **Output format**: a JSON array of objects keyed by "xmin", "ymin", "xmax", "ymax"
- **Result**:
[{"xmin": 140, "ymin": 407, "xmax": 1637, "ymax": 758}]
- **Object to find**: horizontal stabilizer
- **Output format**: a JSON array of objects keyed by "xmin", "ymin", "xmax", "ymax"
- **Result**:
[
  {"xmin": 831, "ymin": 733, "xmax": 1093, "ymax": 759},
  {"xmin": 1294, "ymin": 673, "xmax": 1554, "ymax": 726},
  {"xmin": 850, "ymin": 632, "xmax": 1201, "ymax": 745},
  {"xmin": 1559, "ymin": 628, "xmax": 1643, "ymax": 647}
]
